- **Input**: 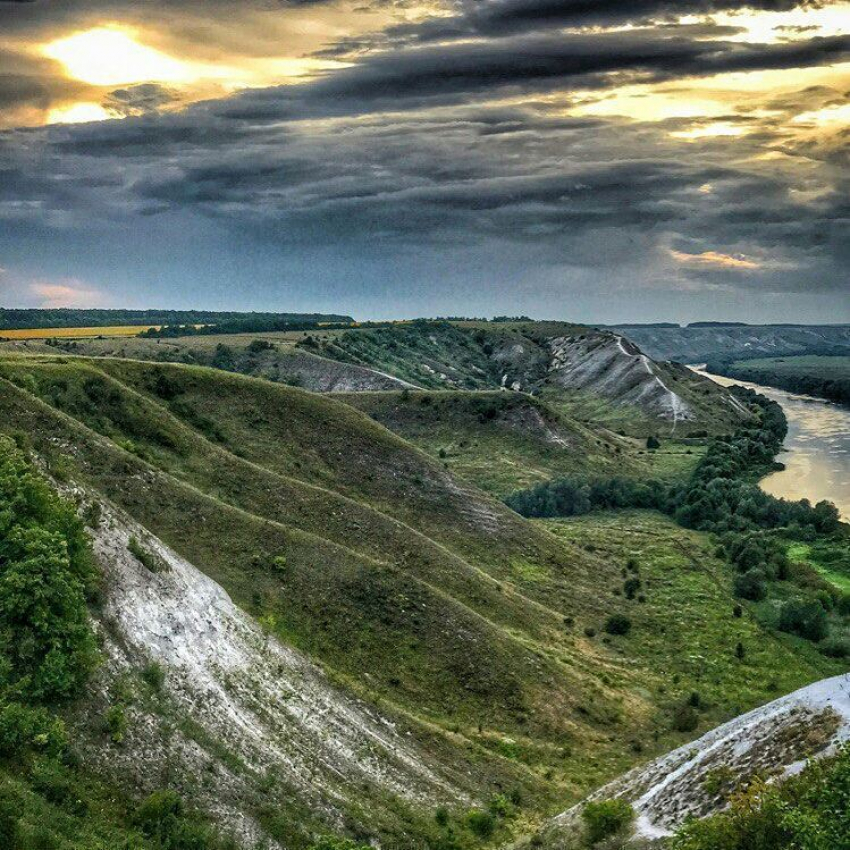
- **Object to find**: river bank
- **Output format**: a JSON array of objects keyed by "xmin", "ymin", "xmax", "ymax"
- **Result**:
[{"xmin": 696, "ymin": 368, "xmax": 850, "ymax": 522}]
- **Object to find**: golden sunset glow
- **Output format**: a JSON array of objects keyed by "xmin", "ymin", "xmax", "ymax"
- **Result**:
[
  {"xmin": 792, "ymin": 102, "xmax": 850, "ymax": 126},
  {"xmin": 670, "ymin": 122, "xmax": 748, "ymax": 140},
  {"xmin": 35, "ymin": 24, "xmax": 352, "ymax": 124},
  {"xmin": 42, "ymin": 27, "xmax": 196, "ymax": 86},
  {"xmin": 707, "ymin": 3, "xmax": 850, "ymax": 43},
  {"xmin": 46, "ymin": 102, "xmax": 114, "ymax": 124}
]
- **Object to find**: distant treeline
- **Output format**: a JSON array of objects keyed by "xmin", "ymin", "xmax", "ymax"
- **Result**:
[
  {"xmin": 707, "ymin": 357, "xmax": 850, "ymax": 407},
  {"xmin": 0, "ymin": 308, "xmax": 353, "ymax": 330},
  {"xmin": 139, "ymin": 318, "xmax": 355, "ymax": 338}
]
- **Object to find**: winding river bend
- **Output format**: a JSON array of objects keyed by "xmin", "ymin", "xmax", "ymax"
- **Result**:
[{"xmin": 697, "ymin": 369, "xmax": 850, "ymax": 521}]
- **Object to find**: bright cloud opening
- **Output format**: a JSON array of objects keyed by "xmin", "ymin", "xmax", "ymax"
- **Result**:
[
  {"xmin": 42, "ymin": 27, "xmax": 196, "ymax": 87},
  {"xmin": 46, "ymin": 102, "xmax": 114, "ymax": 125}
]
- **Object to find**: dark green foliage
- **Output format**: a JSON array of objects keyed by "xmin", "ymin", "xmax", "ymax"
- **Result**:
[
  {"xmin": 710, "ymin": 356, "xmax": 850, "ymax": 407},
  {"xmin": 0, "ymin": 308, "xmax": 352, "ymax": 332},
  {"xmin": 506, "ymin": 387, "xmax": 838, "ymax": 538},
  {"xmin": 247, "ymin": 339, "xmax": 275, "ymax": 354},
  {"xmin": 580, "ymin": 798, "xmax": 634, "ymax": 845},
  {"xmin": 309, "ymin": 838, "xmax": 372, "ymax": 850},
  {"xmin": 673, "ymin": 704, "xmax": 699, "ymax": 733},
  {"xmin": 142, "ymin": 661, "xmax": 166, "ymax": 691},
  {"xmin": 778, "ymin": 600, "xmax": 829, "ymax": 642},
  {"xmin": 647, "ymin": 436, "xmax": 660, "ymax": 450},
  {"xmin": 466, "ymin": 808, "xmax": 496, "ymax": 838},
  {"xmin": 670, "ymin": 744, "xmax": 850, "ymax": 849},
  {"xmin": 128, "ymin": 535, "xmax": 166, "ymax": 573},
  {"xmin": 623, "ymin": 577, "xmax": 642, "ymax": 600},
  {"xmin": 734, "ymin": 570, "xmax": 767, "ymax": 602},
  {"xmin": 820, "ymin": 637, "xmax": 850, "ymax": 659},
  {"xmin": 0, "ymin": 436, "xmax": 98, "ymax": 705},
  {"xmin": 134, "ymin": 789, "xmax": 231, "ymax": 850},
  {"xmin": 604, "ymin": 614, "xmax": 631, "ymax": 636}
]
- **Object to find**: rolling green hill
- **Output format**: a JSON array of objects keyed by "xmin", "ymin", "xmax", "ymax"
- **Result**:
[
  {"xmin": 0, "ymin": 352, "xmax": 840, "ymax": 848},
  {"xmin": 8, "ymin": 319, "xmax": 749, "ymax": 438}
]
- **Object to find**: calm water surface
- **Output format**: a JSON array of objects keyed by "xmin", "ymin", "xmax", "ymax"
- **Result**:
[{"xmin": 697, "ymin": 369, "xmax": 850, "ymax": 521}]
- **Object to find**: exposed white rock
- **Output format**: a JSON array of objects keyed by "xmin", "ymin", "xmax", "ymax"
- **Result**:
[
  {"xmin": 87, "ymin": 498, "xmax": 462, "ymax": 839},
  {"xmin": 547, "ymin": 333, "xmax": 695, "ymax": 426},
  {"xmin": 542, "ymin": 673, "xmax": 850, "ymax": 845}
]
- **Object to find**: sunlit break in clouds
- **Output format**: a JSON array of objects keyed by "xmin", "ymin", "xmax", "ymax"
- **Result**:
[{"xmin": 0, "ymin": 0, "xmax": 847, "ymax": 322}]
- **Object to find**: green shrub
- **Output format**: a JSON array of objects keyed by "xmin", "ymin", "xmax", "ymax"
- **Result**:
[
  {"xmin": 0, "ymin": 702, "xmax": 66, "ymax": 758},
  {"xmin": 670, "ymin": 744, "xmax": 850, "ymax": 850},
  {"xmin": 734, "ymin": 569, "xmax": 766, "ymax": 602},
  {"xmin": 467, "ymin": 808, "xmax": 496, "ymax": 838},
  {"xmin": 581, "ymin": 798, "xmax": 634, "ymax": 845},
  {"xmin": 104, "ymin": 703, "xmax": 127, "ymax": 744},
  {"xmin": 142, "ymin": 661, "xmax": 166, "ymax": 691},
  {"xmin": 604, "ymin": 614, "xmax": 632, "ymax": 636},
  {"xmin": 673, "ymin": 704, "xmax": 699, "ymax": 733},
  {"xmin": 623, "ymin": 577, "xmax": 642, "ymax": 600},
  {"xmin": 309, "ymin": 838, "xmax": 372, "ymax": 850},
  {"xmin": 135, "ymin": 789, "xmax": 223, "ymax": 850},
  {"xmin": 128, "ymin": 535, "xmax": 165, "ymax": 573},
  {"xmin": 820, "ymin": 637, "xmax": 850, "ymax": 659}
]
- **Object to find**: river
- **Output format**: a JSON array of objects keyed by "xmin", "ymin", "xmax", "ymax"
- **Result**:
[{"xmin": 697, "ymin": 369, "xmax": 850, "ymax": 521}]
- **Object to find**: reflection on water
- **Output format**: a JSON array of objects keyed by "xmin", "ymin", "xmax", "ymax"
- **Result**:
[{"xmin": 697, "ymin": 370, "xmax": 850, "ymax": 521}]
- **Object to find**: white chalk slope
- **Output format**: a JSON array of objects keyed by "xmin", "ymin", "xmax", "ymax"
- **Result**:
[
  {"xmin": 543, "ymin": 672, "xmax": 850, "ymax": 845},
  {"xmin": 87, "ymin": 498, "xmax": 461, "ymax": 841},
  {"xmin": 548, "ymin": 333, "xmax": 694, "ymax": 425}
]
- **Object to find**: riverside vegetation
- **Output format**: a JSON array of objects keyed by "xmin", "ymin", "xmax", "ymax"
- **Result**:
[{"xmin": 506, "ymin": 386, "xmax": 849, "ymax": 660}]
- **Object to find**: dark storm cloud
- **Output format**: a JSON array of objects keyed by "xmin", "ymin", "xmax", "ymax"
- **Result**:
[
  {"xmin": 390, "ymin": 0, "xmax": 824, "ymax": 43},
  {"xmin": 216, "ymin": 30, "xmax": 850, "ymax": 121},
  {"xmin": 103, "ymin": 84, "xmax": 177, "ymax": 117},
  {"xmin": 0, "ymin": 0, "xmax": 847, "ymax": 319}
]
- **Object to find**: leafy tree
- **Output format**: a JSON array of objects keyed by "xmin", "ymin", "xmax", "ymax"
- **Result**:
[
  {"xmin": 778, "ymin": 599, "xmax": 829, "ymax": 643},
  {"xmin": 0, "ymin": 437, "xmax": 98, "ymax": 705},
  {"xmin": 581, "ymin": 799, "xmax": 634, "ymax": 845},
  {"xmin": 734, "ymin": 570, "xmax": 767, "ymax": 602}
]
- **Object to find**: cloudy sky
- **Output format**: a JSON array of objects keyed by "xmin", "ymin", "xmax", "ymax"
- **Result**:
[{"xmin": 0, "ymin": 0, "xmax": 847, "ymax": 322}]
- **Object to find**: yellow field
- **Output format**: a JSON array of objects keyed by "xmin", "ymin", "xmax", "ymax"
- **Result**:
[{"xmin": 0, "ymin": 325, "xmax": 159, "ymax": 340}]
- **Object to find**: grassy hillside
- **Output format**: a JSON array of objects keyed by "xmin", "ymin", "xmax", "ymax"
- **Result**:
[
  {"xmin": 10, "ymin": 319, "xmax": 747, "ymax": 438},
  {"xmin": 341, "ymin": 390, "xmax": 704, "ymax": 497},
  {"xmin": 0, "ymin": 352, "xmax": 840, "ymax": 847}
]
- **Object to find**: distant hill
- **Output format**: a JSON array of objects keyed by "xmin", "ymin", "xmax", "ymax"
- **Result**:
[
  {"xmin": 611, "ymin": 323, "xmax": 850, "ymax": 363},
  {"xmin": 0, "ymin": 308, "xmax": 353, "ymax": 330},
  {"xmin": 26, "ymin": 319, "xmax": 749, "ymax": 435}
]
